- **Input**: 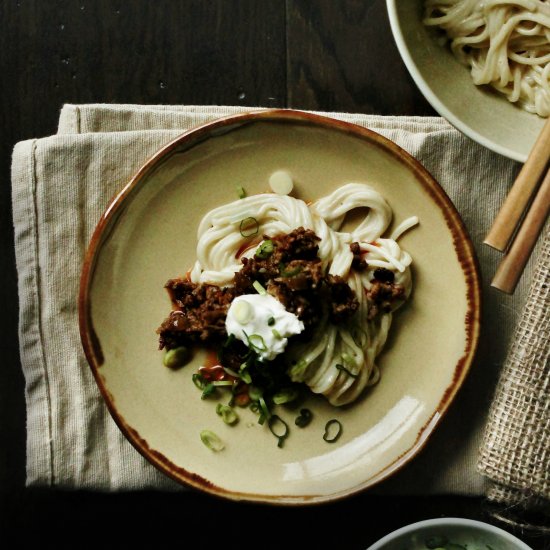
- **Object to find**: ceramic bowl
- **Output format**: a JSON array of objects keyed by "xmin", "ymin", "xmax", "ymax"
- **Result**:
[
  {"xmin": 386, "ymin": 0, "xmax": 545, "ymax": 163},
  {"xmin": 368, "ymin": 518, "xmax": 533, "ymax": 550},
  {"xmin": 79, "ymin": 109, "xmax": 481, "ymax": 504}
]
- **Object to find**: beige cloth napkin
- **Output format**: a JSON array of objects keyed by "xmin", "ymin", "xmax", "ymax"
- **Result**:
[{"xmin": 11, "ymin": 103, "xmax": 543, "ymax": 494}]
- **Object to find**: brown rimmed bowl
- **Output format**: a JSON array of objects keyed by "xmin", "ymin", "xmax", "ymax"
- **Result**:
[{"xmin": 79, "ymin": 109, "xmax": 481, "ymax": 504}]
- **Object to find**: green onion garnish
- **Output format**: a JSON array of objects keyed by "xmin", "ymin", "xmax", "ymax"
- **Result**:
[
  {"xmin": 239, "ymin": 365, "xmax": 252, "ymax": 384},
  {"xmin": 289, "ymin": 359, "xmax": 308, "ymax": 379},
  {"xmin": 250, "ymin": 401, "xmax": 261, "ymax": 414},
  {"xmin": 268, "ymin": 415, "xmax": 290, "ymax": 448},
  {"xmin": 341, "ymin": 352, "xmax": 356, "ymax": 368},
  {"xmin": 258, "ymin": 396, "xmax": 270, "ymax": 425},
  {"xmin": 244, "ymin": 332, "xmax": 267, "ymax": 352},
  {"xmin": 252, "ymin": 280, "xmax": 267, "ymax": 295},
  {"xmin": 200, "ymin": 430, "xmax": 225, "ymax": 452},
  {"xmin": 295, "ymin": 408, "xmax": 312, "ymax": 428},
  {"xmin": 192, "ymin": 373, "xmax": 207, "ymax": 390},
  {"xmin": 239, "ymin": 217, "xmax": 259, "ymax": 237},
  {"xmin": 323, "ymin": 419, "xmax": 343, "ymax": 443},
  {"xmin": 273, "ymin": 387, "xmax": 299, "ymax": 405},
  {"xmin": 212, "ymin": 380, "xmax": 234, "ymax": 387},
  {"xmin": 267, "ymin": 316, "xmax": 275, "ymax": 326},
  {"xmin": 216, "ymin": 403, "xmax": 239, "ymax": 425},
  {"xmin": 201, "ymin": 383, "xmax": 216, "ymax": 399},
  {"xmin": 163, "ymin": 346, "xmax": 189, "ymax": 369},
  {"xmin": 255, "ymin": 239, "xmax": 274, "ymax": 259},
  {"xmin": 279, "ymin": 262, "xmax": 302, "ymax": 277},
  {"xmin": 335, "ymin": 363, "xmax": 359, "ymax": 379},
  {"xmin": 272, "ymin": 328, "xmax": 282, "ymax": 339},
  {"xmin": 236, "ymin": 185, "xmax": 246, "ymax": 199},
  {"xmin": 248, "ymin": 385, "xmax": 263, "ymax": 401}
]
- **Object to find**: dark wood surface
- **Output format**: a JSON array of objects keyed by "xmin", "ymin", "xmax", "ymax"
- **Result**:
[{"xmin": 0, "ymin": 1, "xmax": 547, "ymax": 547}]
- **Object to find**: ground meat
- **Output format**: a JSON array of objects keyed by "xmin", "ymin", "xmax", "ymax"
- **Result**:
[
  {"xmin": 325, "ymin": 274, "xmax": 359, "ymax": 322},
  {"xmin": 157, "ymin": 279, "xmax": 236, "ymax": 349},
  {"xmin": 350, "ymin": 242, "xmax": 368, "ymax": 271},
  {"xmin": 157, "ymin": 227, "xmax": 360, "ymax": 349},
  {"xmin": 366, "ymin": 279, "xmax": 406, "ymax": 320}
]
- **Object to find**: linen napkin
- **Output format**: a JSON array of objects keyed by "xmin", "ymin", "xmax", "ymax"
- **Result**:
[{"xmin": 11, "ymin": 103, "xmax": 544, "ymax": 495}]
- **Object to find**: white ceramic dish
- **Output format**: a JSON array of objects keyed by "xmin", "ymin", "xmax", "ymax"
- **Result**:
[
  {"xmin": 386, "ymin": 0, "xmax": 545, "ymax": 163},
  {"xmin": 368, "ymin": 517, "xmax": 533, "ymax": 550},
  {"xmin": 79, "ymin": 109, "xmax": 481, "ymax": 504}
]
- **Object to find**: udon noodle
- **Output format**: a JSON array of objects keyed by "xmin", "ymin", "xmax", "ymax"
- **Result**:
[
  {"xmin": 423, "ymin": 0, "xmax": 550, "ymax": 117},
  {"xmin": 189, "ymin": 183, "xmax": 416, "ymax": 406}
]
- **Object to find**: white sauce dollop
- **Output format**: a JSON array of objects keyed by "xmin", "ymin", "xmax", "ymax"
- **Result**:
[{"xmin": 225, "ymin": 294, "xmax": 304, "ymax": 361}]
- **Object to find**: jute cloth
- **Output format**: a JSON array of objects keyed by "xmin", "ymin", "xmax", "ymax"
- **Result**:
[{"xmin": 10, "ymin": 104, "xmax": 547, "ymax": 499}]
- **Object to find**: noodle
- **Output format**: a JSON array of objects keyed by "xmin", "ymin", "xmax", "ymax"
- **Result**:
[
  {"xmin": 190, "ymin": 184, "xmax": 416, "ymax": 406},
  {"xmin": 423, "ymin": 0, "xmax": 550, "ymax": 117}
]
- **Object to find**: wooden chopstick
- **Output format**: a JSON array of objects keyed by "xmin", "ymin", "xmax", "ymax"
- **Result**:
[
  {"xmin": 491, "ymin": 166, "xmax": 550, "ymax": 294},
  {"xmin": 484, "ymin": 116, "xmax": 550, "ymax": 252}
]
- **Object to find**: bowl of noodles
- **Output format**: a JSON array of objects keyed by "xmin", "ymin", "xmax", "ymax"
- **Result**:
[
  {"xmin": 386, "ymin": 0, "xmax": 549, "ymax": 162},
  {"xmin": 79, "ymin": 109, "xmax": 481, "ymax": 504}
]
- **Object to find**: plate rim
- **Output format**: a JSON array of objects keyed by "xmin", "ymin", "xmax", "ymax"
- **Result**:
[{"xmin": 78, "ymin": 108, "xmax": 482, "ymax": 504}]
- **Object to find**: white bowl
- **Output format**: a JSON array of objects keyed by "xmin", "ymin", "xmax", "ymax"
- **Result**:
[
  {"xmin": 369, "ymin": 518, "xmax": 532, "ymax": 550},
  {"xmin": 386, "ymin": 0, "xmax": 545, "ymax": 163}
]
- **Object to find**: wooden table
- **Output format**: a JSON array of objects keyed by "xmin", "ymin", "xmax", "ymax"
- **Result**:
[{"xmin": 0, "ymin": 1, "xmax": 547, "ymax": 547}]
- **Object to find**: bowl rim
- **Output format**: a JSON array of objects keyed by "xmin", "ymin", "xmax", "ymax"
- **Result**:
[
  {"xmin": 368, "ymin": 517, "xmax": 533, "ymax": 549},
  {"xmin": 79, "ymin": 108, "xmax": 482, "ymax": 504},
  {"xmin": 386, "ymin": 0, "xmax": 527, "ymax": 163}
]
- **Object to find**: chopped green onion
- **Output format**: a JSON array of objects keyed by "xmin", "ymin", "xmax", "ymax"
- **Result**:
[
  {"xmin": 223, "ymin": 366, "xmax": 240, "ymax": 378},
  {"xmin": 216, "ymin": 403, "xmax": 239, "ymax": 425},
  {"xmin": 273, "ymin": 387, "xmax": 299, "ymax": 405},
  {"xmin": 200, "ymin": 430, "xmax": 225, "ymax": 452},
  {"xmin": 258, "ymin": 396, "xmax": 271, "ymax": 425},
  {"xmin": 236, "ymin": 185, "xmax": 246, "ymax": 199},
  {"xmin": 295, "ymin": 408, "xmax": 312, "ymax": 428},
  {"xmin": 289, "ymin": 359, "xmax": 308, "ymax": 379},
  {"xmin": 201, "ymin": 383, "xmax": 216, "ymax": 399},
  {"xmin": 323, "ymin": 419, "xmax": 343, "ymax": 443},
  {"xmin": 255, "ymin": 239, "xmax": 274, "ymax": 259},
  {"xmin": 192, "ymin": 373, "xmax": 207, "ymax": 390},
  {"xmin": 252, "ymin": 280, "xmax": 267, "ymax": 295},
  {"xmin": 245, "ymin": 332, "xmax": 267, "ymax": 352},
  {"xmin": 163, "ymin": 346, "xmax": 189, "ymax": 369},
  {"xmin": 212, "ymin": 380, "xmax": 234, "ymax": 387},
  {"xmin": 248, "ymin": 385, "xmax": 263, "ymax": 401},
  {"xmin": 250, "ymin": 401, "xmax": 261, "ymax": 414},
  {"xmin": 335, "ymin": 363, "xmax": 359, "ymax": 379},
  {"xmin": 272, "ymin": 328, "xmax": 282, "ymax": 339},
  {"xmin": 239, "ymin": 365, "xmax": 252, "ymax": 384},
  {"xmin": 267, "ymin": 316, "xmax": 275, "ymax": 326},
  {"xmin": 239, "ymin": 217, "xmax": 259, "ymax": 238},
  {"xmin": 279, "ymin": 262, "xmax": 302, "ymax": 277},
  {"xmin": 268, "ymin": 415, "xmax": 289, "ymax": 448}
]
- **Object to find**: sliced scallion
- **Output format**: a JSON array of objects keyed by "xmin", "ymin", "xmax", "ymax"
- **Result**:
[
  {"xmin": 258, "ymin": 396, "xmax": 270, "ymax": 425},
  {"xmin": 200, "ymin": 430, "xmax": 225, "ymax": 452},
  {"xmin": 323, "ymin": 419, "xmax": 343, "ymax": 443},
  {"xmin": 248, "ymin": 385, "xmax": 263, "ymax": 401},
  {"xmin": 192, "ymin": 373, "xmax": 207, "ymax": 390},
  {"xmin": 236, "ymin": 185, "xmax": 246, "ymax": 199},
  {"xmin": 212, "ymin": 380, "xmax": 234, "ymax": 387},
  {"xmin": 255, "ymin": 239, "xmax": 274, "ymax": 259},
  {"xmin": 273, "ymin": 387, "xmax": 299, "ymax": 405},
  {"xmin": 252, "ymin": 280, "xmax": 267, "ymax": 295},
  {"xmin": 201, "ymin": 383, "xmax": 216, "ymax": 399},
  {"xmin": 268, "ymin": 415, "xmax": 290, "ymax": 448},
  {"xmin": 289, "ymin": 359, "xmax": 308, "ymax": 379},
  {"xmin": 239, "ymin": 217, "xmax": 259, "ymax": 238},
  {"xmin": 295, "ymin": 408, "xmax": 312, "ymax": 428},
  {"xmin": 279, "ymin": 262, "xmax": 302, "ymax": 277},
  {"xmin": 272, "ymin": 328, "xmax": 282, "ymax": 339},
  {"xmin": 267, "ymin": 316, "xmax": 275, "ymax": 326},
  {"xmin": 245, "ymin": 332, "xmax": 267, "ymax": 352},
  {"xmin": 216, "ymin": 403, "xmax": 239, "ymax": 425}
]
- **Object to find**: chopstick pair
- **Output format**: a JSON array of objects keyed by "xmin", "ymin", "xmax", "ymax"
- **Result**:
[{"xmin": 484, "ymin": 117, "xmax": 550, "ymax": 294}]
